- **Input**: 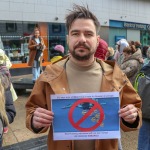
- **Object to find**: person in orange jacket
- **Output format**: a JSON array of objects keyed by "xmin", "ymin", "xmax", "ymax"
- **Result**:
[
  {"xmin": 28, "ymin": 28, "xmax": 45, "ymax": 83},
  {"xmin": 26, "ymin": 4, "xmax": 142, "ymax": 150}
]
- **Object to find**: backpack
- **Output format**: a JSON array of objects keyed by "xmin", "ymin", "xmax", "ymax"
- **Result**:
[{"xmin": 134, "ymin": 62, "xmax": 150, "ymax": 119}]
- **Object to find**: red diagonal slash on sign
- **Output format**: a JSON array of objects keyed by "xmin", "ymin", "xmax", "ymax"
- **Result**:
[{"xmin": 68, "ymin": 98, "xmax": 104, "ymax": 132}]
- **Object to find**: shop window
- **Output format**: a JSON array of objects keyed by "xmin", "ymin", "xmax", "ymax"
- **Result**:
[
  {"xmin": 52, "ymin": 24, "xmax": 61, "ymax": 33},
  {"xmin": 28, "ymin": 23, "xmax": 38, "ymax": 31},
  {"xmin": 6, "ymin": 23, "xmax": 17, "ymax": 32},
  {"xmin": 140, "ymin": 30, "xmax": 150, "ymax": 46}
]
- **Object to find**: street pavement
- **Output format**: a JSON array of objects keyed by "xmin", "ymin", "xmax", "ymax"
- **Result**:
[
  {"xmin": 2, "ymin": 90, "xmax": 48, "ymax": 150},
  {"xmin": 2, "ymin": 89, "xmax": 139, "ymax": 150}
]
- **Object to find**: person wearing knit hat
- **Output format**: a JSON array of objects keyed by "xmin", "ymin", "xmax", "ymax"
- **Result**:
[
  {"xmin": 51, "ymin": 44, "xmax": 65, "ymax": 63},
  {"xmin": 0, "ymin": 49, "xmax": 12, "ymax": 69},
  {"xmin": 94, "ymin": 39, "xmax": 108, "ymax": 60},
  {"xmin": 54, "ymin": 45, "xmax": 64, "ymax": 53},
  {"xmin": 0, "ymin": 49, "xmax": 18, "ymax": 102}
]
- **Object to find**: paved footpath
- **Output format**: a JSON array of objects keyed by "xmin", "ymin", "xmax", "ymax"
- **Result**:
[
  {"xmin": 2, "ymin": 90, "xmax": 48, "ymax": 150},
  {"xmin": 3, "ymin": 136, "xmax": 47, "ymax": 150},
  {"xmin": 2, "ymin": 90, "xmax": 139, "ymax": 150}
]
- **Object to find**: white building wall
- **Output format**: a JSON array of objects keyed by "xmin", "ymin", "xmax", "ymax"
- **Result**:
[{"xmin": 0, "ymin": 0, "xmax": 150, "ymax": 25}]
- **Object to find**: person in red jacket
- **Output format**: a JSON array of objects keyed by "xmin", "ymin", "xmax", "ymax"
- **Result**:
[{"xmin": 94, "ymin": 39, "xmax": 108, "ymax": 60}]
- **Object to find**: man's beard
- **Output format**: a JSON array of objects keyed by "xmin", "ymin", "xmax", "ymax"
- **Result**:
[
  {"xmin": 71, "ymin": 50, "xmax": 93, "ymax": 61},
  {"xmin": 70, "ymin": 42, "xmax": 94, "ymax": 61}
]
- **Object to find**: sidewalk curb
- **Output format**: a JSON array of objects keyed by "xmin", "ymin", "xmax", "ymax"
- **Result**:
[{"xmin": 3, "ymin": 135, "xmax": 47, "ymax": 150}]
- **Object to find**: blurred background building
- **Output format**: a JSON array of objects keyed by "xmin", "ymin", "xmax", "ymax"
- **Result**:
[{"xmin": 0, "ymin": 0, "xmax": 150, "ymax": 66}]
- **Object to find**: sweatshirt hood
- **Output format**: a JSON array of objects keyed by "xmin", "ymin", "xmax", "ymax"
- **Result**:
[{"xmin": 123, "ymin": 49, "xmax": 142, "ymax": 63}]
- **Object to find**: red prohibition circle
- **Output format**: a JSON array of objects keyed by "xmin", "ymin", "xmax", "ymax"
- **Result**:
[{"xmin": 68, "ymin": 98, "xmax": 104, "ymax": 132}]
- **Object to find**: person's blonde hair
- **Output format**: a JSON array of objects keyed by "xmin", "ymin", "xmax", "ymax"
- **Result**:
[
  {"xmin": 0, "ymin": 79, "xmax": 9, "ymax": 126},
  {"xmin": 108, "ymin": 47, "xmax": 114, "ymax": 56}
]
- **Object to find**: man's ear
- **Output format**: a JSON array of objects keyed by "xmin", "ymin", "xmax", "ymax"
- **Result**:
[{"xmin": 97, "ymin": 35, "xmax": 100, "ymax": 46}]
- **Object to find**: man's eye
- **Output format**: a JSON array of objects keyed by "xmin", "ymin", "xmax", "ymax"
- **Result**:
[
  {"xmin": 86, "ymin": 33, "xmax": 93, "ymax": 37},
  {"xmin": 72, "ymin": 33, "xmax": 79, "ymax": 36}
]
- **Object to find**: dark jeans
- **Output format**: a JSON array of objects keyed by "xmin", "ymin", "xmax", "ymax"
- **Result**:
[
  {"xmin": 0, "ymin": 138, "xmax": 2, "ymax": 150},
  {"xmin": 138, "ymin": 119, "xmax": 150, "ymax": 150}
]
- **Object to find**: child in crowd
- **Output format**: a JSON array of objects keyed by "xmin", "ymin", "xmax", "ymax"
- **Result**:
[{"xmin": 50, "ymin": 45, "xmax": 65, "ymax": 63}]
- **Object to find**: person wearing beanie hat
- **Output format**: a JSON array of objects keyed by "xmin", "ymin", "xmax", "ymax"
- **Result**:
[
  {"xmin": 50, "ymin": 44, "xmax": 65, "ymax": 63},
  {"xmin": 54, "ymin": 45, "xmax": 64, "ymax": 53},
  {"xmin": 0, "ymin": 49, "xmax": 12, "ymax": 69},
  {"xmin": 94, "ymin": 39, "xmax": 108, "ymax": 60},
  {"xmin": 0, "ymin": 49, "xmax": 18, "ymax": 102}
]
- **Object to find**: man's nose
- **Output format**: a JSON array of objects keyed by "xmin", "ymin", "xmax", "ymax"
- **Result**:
[{"xmin": 79, "ymin": 34, "xmax": 86, "ymax": 43}]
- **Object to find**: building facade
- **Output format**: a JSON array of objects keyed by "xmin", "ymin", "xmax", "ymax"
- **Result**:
[{"xmin": 0, "ymin": 0, "xmax": 150, "ymax": 64}]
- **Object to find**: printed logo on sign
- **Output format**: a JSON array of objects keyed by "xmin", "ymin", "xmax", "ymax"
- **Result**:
[{"xmin": 68, "ymin": 98, "xmax": 104, "ymax": 132}]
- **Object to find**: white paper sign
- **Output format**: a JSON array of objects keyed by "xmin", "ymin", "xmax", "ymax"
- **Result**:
[{"xmin": 51, "ymin": 92, "xmax": 120, "ymax": 140}]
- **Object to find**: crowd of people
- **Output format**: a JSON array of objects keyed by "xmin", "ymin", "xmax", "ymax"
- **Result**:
[
  {"xmin": 0, "ymin": 3, "xmax": 150, "ymax": 150},
  {"xmin": 95, "ymin": 39, "xmax": 150, "ymax": 150}
]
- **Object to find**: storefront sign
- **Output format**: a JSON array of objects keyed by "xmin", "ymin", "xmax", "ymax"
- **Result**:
[
  {"xmin": 110, "ymin": 20, "xmax": 150, "ymax": 30},
  {"xmin": 123, "ymin": 22, "xmax": 150, "ymax": 30}
]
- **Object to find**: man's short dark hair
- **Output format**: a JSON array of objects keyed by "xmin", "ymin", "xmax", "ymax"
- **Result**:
[{"xmin": 65, "ymin": 4, "xmax": 100, "ymax": 34}]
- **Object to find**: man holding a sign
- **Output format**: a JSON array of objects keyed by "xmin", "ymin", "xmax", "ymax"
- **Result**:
[{"xmin": 26, "ymin": 4, "xmax": 142, "ymax": 150}]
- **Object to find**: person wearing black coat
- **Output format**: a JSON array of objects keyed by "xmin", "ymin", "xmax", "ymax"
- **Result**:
[
  {"xmin": 0, "ymin": 66, "xmax": 16, "ymax": 149},
  {"xmin": 5, "ymin": 87, "xmax": 16, "ymax": 124}
]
